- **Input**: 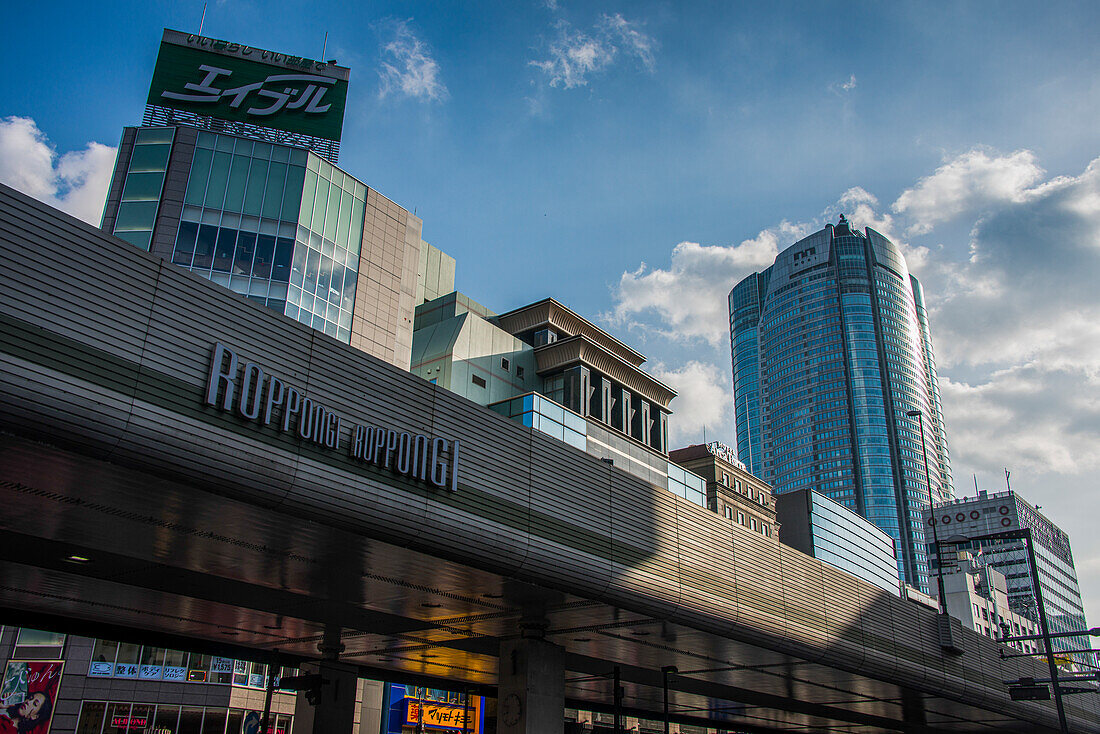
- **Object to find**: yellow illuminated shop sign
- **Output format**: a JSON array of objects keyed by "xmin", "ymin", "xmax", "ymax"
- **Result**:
[{"xmin": 405, "ymin": 699, "xmax": 480, "ymax": 734}]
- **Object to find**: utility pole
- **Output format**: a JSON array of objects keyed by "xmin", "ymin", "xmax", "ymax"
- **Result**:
[{"xmin": 1023, "ymin": 528, "xmax": 1069, "ymax": 734}]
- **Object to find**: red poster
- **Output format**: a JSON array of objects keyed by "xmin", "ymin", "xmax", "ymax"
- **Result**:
[{"xmin": 0, "ymin": 660, "xmax": 64, "ymax": 734}]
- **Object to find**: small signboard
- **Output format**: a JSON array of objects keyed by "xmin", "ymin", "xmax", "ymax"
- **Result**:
[
  {"xmin": 405, "ymin": 699, "xmax": 481, "ymax": 734},
  {"xmin": 1009, "ymin": 684, "xmax": 1050, "ymax": 701},
  {"xmin": 88, "ymin": 662, "xmax": 113, "ymax": 677},
  {"xmin": 163, "ymin": 666, "xmax": 187, "ymax": 682}
]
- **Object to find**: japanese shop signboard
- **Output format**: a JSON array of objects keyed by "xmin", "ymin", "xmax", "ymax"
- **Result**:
[
  {"xmin": 405, "ymin": 699, "xmax": 481, "ymax": 734},
  {"xmin": 147, "ymin": 30, "xmax": 349, "ymax": 141}
]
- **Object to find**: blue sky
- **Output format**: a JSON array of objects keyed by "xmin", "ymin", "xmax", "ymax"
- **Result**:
[{"xmin": 4, "ymin": 1, "xmax": 1100, "ymax": 623}]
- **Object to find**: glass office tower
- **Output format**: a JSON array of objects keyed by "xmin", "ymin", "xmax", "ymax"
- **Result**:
[
  {"xmin": 103, "ymin": 125, "xmax": 423, "ymax": 368},
  {"xmin": 100, "ymin": 29, "xmax": 426, "ymax": 369},
  {"xmin": 729, "ymin": 216, "xmax": 952, "ymax": 591}
]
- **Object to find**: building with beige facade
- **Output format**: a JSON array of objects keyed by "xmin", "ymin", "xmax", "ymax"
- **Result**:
[
  {"xmin": 668, "ymin": 442, "xmax": 777, "ymax": 538},
  {"xmin": 935, "ymin": 551, "xmax": 1041, "ymax": 656}
]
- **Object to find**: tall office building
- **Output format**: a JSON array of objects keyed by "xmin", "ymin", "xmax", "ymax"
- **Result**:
[
  {"xmin": 926, "ymin": 490, "xmax": 1093, "ymax": 668},
  {"xmin": 101, "ymin": 29, "xmax": 427, "ymax": 369},
  {"xmin": 729, "ymin": 216, "xmax": 952, "ymax": 591}
]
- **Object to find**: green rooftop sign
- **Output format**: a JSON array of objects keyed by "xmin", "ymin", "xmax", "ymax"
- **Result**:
[{"xmin": 147, "ymin": 31, "xmax": 349, "ymax": 141}]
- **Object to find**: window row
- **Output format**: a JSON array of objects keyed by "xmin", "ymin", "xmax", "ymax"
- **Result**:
[
  {"xmin": 89, "ymin": 639, "xmax": 295, "ymax": 688},
  {"xmin": 173, "ymin": 222, "xmax": 294, "ymax": 282},
  {"xmin": 288, "ymin": 244, "xmax": 357, "ymax": 314},
  {"xmin": 113, "ymin": 129, "xmax": 176, "ymax": 250},
  {"xmin": 76, "ymin": 701, "xmax": 291, "ymax": 734},
  {"xmin": 186, "ymin": 146, "xmax": 307, "ymax": 223}
]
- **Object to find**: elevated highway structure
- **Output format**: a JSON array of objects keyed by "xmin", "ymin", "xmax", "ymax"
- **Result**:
[{"xmin": 0, "ymin": 185, "xmax": 1096, "ymax": 732}]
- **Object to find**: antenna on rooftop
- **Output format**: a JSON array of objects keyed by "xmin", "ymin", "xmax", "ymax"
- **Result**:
[
  {"xmin": 703, "ymin": 425, "xmax": 707, "ymax": 444},
  {"xmin": 1004, "ymin": 468, "xmax": 1012, "ymax": 492},
  {"xmin": 199, "ymin": 3, "xmax": 207, "ymax": 35},
  {"xmin": 322, "ymin": 31, "xmax": 328, "ymax": 60},
  {"xmin": 973, "ymin": 474, "xmax": 978, "ymax": 493}
]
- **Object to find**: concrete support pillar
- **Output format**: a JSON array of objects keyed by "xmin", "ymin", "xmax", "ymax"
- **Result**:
[
  {"xmin": 291, "ymin": 660, "xmax": 358, "ymax": 734},
  {"xmin": 599, "ymin": 377, "xmax": 612, "ymax": 425},
  {"xmin": 497, "ymin": 637, "xmax": 564, "ymax": 734},
  {"xmin": 620, "ymin": 391, "xmax": 632, "ymax": 436}
]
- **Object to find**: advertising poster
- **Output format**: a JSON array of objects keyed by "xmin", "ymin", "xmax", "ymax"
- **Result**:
[{"xmin": 0, "ymin": 660, "xmax": 64, "ymax": 734}]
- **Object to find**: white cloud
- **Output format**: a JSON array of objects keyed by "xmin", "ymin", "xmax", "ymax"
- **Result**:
[
  {"xmin": 830, "ymin": 74, "xmax": 857, "ymax": 93},
  {"xmin": 892, "ymin": 149, "xmax": 1046, "ymax": 234},
  {"xmin": 607, "ymin": 220, "xmax": 808, "ymax": 347},
  {"xmin": 0, "ymin": 116, "xmax": 115, "ymax": 225},
  {"xmin": 530, "ymin": 15, "xmax": 656, "ymax": 89},
  {"xmin": 530, "ymin": 23, "xmax": 613, "ymax": 90},
  {"xmin": 926, "ymin": 155, "xmax": 1100, "ymax": 369},
  {"xmin": 941, "ymin": 364, "xmax": 1100, "ymax": 476},
  {"xmin": 598, "ymin": 13, "xmax": 656, "ymax": 72},
  {"xmin": 650, "ymin": 361, "xmax": 734, "ymax": 447},
  {"xmin": 378, "ymin": 21, "xmax": 448, "ymax": 102}
]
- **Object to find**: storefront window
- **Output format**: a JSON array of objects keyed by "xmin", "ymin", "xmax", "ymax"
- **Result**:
[
  {"xmin": 81, "ymin": 641, "xmax": 272, "ymax": 688},
  {"xmin": 155, "ymin": 705, "xmax": 181, "ymax": 733},
  {"xmin": 187, "ymin": 654, "xmax": 211, "ymax": 682},
  {"xmin": 13, "ymin": 628, "xmax": 65, "ymax": 659},
  {"xmin": 139, "ymin": 646, "xmax": 165, "ymax": 680},
  {"xmin": 89, "ymin": 640, "xmax": 119, "ymax": 677},
  {"xmin": 114, "ymin": 643, "xmax": 140, "ymax": 678},
  {"xmin": 107, "ymin": 702, "xmax": 134, "ymax": 732},
  {"xmin": 248, "ymin": 662, "xmax": 268, "ymax": 689},
  {"xmin": 232, "ymin": 659, "xmax": 249, "ymax": 686},
  {"xmin": 123, "ymin": 703, "xmax": 154, "ymax": 733},
  {"xmin": 76, "ymin": 701, "xmax": 281, "ymax": 734},
  {"xmin": 203, "ymin": 707, "xmax": 228, "ymax": 733},
  {"xmin": 163, "ymin": 649, "xmax": 188, "ymax": 682},
  {"xmin": 75, "ymin": 701, "xmax": 107, "ymax": 734},
  {"xmin": 179, "ymin": 706, "xmax": 205, "ymax": 734},
  {"xmin": 210, "ymin": 657, "xmax": 233, "ymax": 685}
]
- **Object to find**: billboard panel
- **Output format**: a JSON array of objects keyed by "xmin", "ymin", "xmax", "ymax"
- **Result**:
[
  {"xmin": 929, "ymin": 498, "xmax": 1020, "ymax": 542},
  {"xmin": 147, "ymin": 31, "xmax": 348, "ymax": 141},
  {"xmin": 0, "ymin": 660, "xmax": 64, "ymax": 734}
]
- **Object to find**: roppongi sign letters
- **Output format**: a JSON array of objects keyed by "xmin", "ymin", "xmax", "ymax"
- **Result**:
[
  {"xmin": 203, "ymin": 342, "xmax": 461, "ymax": 492},
  {"xmin": 147, "ymin": 34, "xmax": 348, "ymax": 140}
]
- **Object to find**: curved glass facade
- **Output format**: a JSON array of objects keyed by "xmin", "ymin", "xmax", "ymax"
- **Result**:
[
  {"xmin": 729, "ymin": 219, "xmax": 952, "ymax": 591},
  {"xmin": 170, "ymin": 130, "xmax": 365, "ymax": 342},
  {"xmin": 729, "ymin": 272, "xmax": 767, "ymax": 476}
]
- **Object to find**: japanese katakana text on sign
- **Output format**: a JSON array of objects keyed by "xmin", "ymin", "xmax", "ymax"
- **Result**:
[{"xmin": 147, "ymin": 37, "xmax": 348, "ymax": 141}]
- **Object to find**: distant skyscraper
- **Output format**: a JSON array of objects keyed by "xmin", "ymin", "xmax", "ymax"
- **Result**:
[
  {"xmin": 728, "ymin": 216, "xmax": 952, "ymax": 591},
  {"xmin": 925, "ymin": 490, "xmax": 1093, "ymax": 668}
]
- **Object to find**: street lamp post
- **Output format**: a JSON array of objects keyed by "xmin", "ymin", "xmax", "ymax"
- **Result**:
[
  {"xmin": 906, "ymin": 409, "xmax": 947, "ymax": 609},
  {"xmin": 661, "ymin": 666, "xmax": 678, "ymax": 734}
]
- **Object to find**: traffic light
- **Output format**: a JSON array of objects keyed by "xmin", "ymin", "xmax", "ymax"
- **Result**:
[{"xmin": 277, "ymin": 673, "xmax": 325, "ymax": 705}]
